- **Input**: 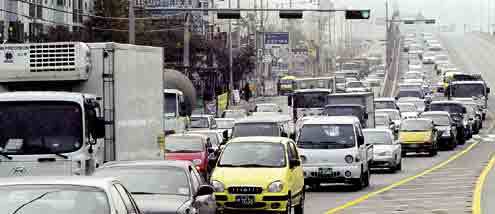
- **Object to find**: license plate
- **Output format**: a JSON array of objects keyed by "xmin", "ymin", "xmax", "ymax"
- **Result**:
[
  {"xmin": 318, "ymin": 167, "xmax": 333, "ymax": 176},
  {"xmin": 235, "ymin": 195, "xmax": 255, "ymax": 205}
]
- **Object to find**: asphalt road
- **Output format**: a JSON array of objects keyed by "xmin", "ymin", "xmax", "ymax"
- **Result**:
[{"xmin": 247, "ymin": 33, "xmax": 495, "ymax": 213}]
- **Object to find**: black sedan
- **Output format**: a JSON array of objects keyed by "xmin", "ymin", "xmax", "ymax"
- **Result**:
[
  {"xmin": 93, "ymin": 160, "xmax": 217, "ymax": 214},
  {"xmin": 420, "ymin": 111, "xmax": 458, "ymax": 150}
]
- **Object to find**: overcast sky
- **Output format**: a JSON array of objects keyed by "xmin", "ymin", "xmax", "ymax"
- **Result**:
[{"xmin": 340, "ymin": 0, "xmax": 491, "ymax": 30}]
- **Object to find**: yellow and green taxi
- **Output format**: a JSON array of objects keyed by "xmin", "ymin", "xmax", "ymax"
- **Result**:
[
  {"xmin": 399, "ymin": 118, "xmax": 439, "ymax": 156},
  {"xmin": 211, "ymin": 136, "xmax": 304, "ymax": 214},
  {"xmin": 442, "ymin": 71, "xmax": 463, "ymax": 91}
]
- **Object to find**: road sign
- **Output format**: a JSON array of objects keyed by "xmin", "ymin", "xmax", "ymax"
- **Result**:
[{"xmin": 265, "ymin": 32, "xmax": 289, "ymax": 45}]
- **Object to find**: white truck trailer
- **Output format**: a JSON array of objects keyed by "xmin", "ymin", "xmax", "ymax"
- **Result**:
[{"xmin": 0, "ymin": 42, "xmax": 164, "ymax": 176}]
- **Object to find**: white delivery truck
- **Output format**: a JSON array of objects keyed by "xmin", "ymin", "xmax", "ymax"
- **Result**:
[{"xmin": 0, "ymin": 42, "xmax": 164, "ymax": 176}]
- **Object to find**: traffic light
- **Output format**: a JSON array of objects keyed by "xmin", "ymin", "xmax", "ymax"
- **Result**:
[
  {"xmin": 424, "ymin": 19, "xmax": 436, "ymax": 24},
  {"xmin": 345, "ymin": 10, "xmax": 371, "ymax": 20},
  {"xmin": 404, "ymin": 20, "xmax": 415, "ymax": 24},
  {"xmin": 217, "ymin": 10, "xmax": 241, "ymax": 19},
  {"xmin": 279, "ymin": 10, "xmax": 303, "ymax": 19}
]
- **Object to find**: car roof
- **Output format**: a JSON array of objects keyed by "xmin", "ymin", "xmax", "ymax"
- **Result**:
[
  {"xmin": 375, "ymin": 97, "xmax": 396, "ymax": 102},
  {"xmin": 229, "ymin": 137, "xmax": 291, "ymax": 145},
  {"xmin": 325, "ymin": 104, "xmax": 364, "ymax": 108},
  {"xmin": 215, "ymin": 118, "xmax": 236, "ymax": 121},
  {"xmin": 430, "ymin": 100, "xmax": 463, "ymax": 105},
  {"xmin": 363, "ymin": 128, "xmax": 393, "ymax": 134},
  {"xmin": 293, "ymin": 89, "xmax": 333, "ymax": 93},
  {"xmin": 421, "ymin": 111, "xmax": 450, "ymax": 116},
  {"xmin": 100, "ymin": 160, "xmax": 191, "ymax": 169},
  {"xmin": 191, "ymin": 114, "xmax": 214, "ymax": 118},
  {"xmin": 304, "ymin": 116, "xmax": 360, "ymax": 125},
  {"xmin": 167, "ymin": 133, "xmax": 208, "ymax": 140},
  {"xmin": 235, "ymin": 115, "xmax": 290, "ymax": 124},
  {"xmin": 0, "ymin": 176, "xmax": 117, "ymax": 188},
  {"xmin": 450, "ymin": 80, "xmax": 485, "ymax": 85},
  {"xmin": 376, "ymin": 109, "xmax": 400, "ymax": 113},
  {"xmin": 256, "ymin": 103, "xmax": 278, "ymax": 106},
  {"xmin": 402, "ymin": 118, "xmax": 433, "ymax": 122}
]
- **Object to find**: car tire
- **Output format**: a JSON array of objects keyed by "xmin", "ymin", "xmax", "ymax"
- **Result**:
[
  {"xmin": 394, "ymin": 158, "xmax": 402, "ymax": 172},
  {"xmin": 294, "ymin": 190, "xmax": 305, "ymax": 214},
  {"xmin": 429, "ymin": 144, "xmax": 438, "ymax": 157},
  {"xmin": 352, "ymin": 168, "xmax": 365, "ymax": 190},
  {"xmin": 364, "ymin": 169, "xmax": 370, "ymax": 187}
]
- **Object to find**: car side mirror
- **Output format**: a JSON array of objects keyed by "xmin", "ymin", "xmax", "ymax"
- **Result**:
[
  {"xmin": 289, "ymin": 159, "xmax": 301, "ymax": 168},
  {"xmin": 357, "ymin": 135, "xmax": 365, "ymax": 146},
  {"xmin": 222, "ymin": 130, "xmax": 229, "ymax": 140},
  {"xmin": 207, "ymin": 148, "xmax": 215, "ymax": 153},
  {"xmin": 364, "ymin": 113, "xmax": 369, "ymax": 119},
  {"xmin": 278, "ymin": 109, "xmax": 283, "ymax": 113},
  {"xmin": 287, "ymin": 95, "xmax": 292, "ymax": 106},
  {"xmin": 281, "ymin": 132, "xmax": 288, "ymax": 138},
  {"xmin": 179, "ymin": 103, "xmax": 187, "ymax": 117},
  {"xmin": 94, "ymin": 117, "xmax": 105, "ymax": 138},
  {"xmin": 487, "ymin": 88, "xmax": 491, "ymax": 94},
  {"xmin": 195, "ymin": 185, "xmax": 215, "ymax": 198},
  {"xmin": 289, "ymin": 133, "xmax": 296, "ymax": 140},
  {"xmin": 462, "ymin": 108, "xmax": 467, "ymax": 114}
]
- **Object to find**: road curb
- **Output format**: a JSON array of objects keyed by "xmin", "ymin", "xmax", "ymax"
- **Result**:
[{"xmin": 325, "ymin": 142, "xmax": 479, "ymax": 214}]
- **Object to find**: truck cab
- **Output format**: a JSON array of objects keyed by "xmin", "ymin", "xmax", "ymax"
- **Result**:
[
  {"xmin": 164, "ymin": 89, "xmax": 189, "ymax": 135},
  {"xmin": 447, "ymin": 81, "xmax": 490, "ymax": 120},
  {"xmin": 297, "ymin": 116, "xmax": 373, "ymax": 190}
]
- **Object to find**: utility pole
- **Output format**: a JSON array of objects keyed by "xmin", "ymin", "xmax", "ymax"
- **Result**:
[
  {"xmin": 129, "ymin": 0, "xmax": 136, "ymax": 44},
  {"xmin": 228, "ymin": 0, "xmax": 234, "ymax": 100},
  {"xmin": 184, "ymin": 13, "xmax": 191, "ymax": 76},
  {"xmin": 261, "ymin": 0, "xmax": 265, "ymax": 96},
  {"xmin": 488, "ymin": 0, "xmax": 491, "ymax": 33},
  {"xmin": 3, "ymin": 0, "xmax": 10, "ymax": 42},
  {"xmin": 385, "ymin": 0, "xmax": 389, "ymax": 67}
]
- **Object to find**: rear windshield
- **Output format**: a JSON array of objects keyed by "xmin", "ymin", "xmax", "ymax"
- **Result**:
[
  {"xmin": 298, "ymin": 124, "xmax": 355, "ymax": 149},
  {"xmin": 430, "ymin": 103, "xmax": 464, "ymax": 114},
  {"xmin": 233, "ymin": 123, "xmax": 280, "ymax": 138},
  {"xmin": 375, "ymin": 101, "xmax": 396, "ymax": 109}
]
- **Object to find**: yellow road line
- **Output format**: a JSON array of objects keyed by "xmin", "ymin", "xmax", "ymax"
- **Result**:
[
  {"xmin": 326, "ymin": 142, "xmax": 479, "ymax": 214},
  {"xmin": 473, "ymin": 155, "xmax": 495, "ymax": 214}
]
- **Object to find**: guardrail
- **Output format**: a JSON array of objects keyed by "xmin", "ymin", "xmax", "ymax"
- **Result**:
[{"xmin": 380, "ymin": 30, "xmax": 401, "ymax": 97}]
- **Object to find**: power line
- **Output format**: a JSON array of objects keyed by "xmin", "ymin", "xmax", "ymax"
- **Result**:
[
  {"xmin": 10, "ymin": 0, "xmax": 187, "ymax": 20},
  {"xmin": 0, "ymin": 8, "xmax": 128, "ymax": 31}
]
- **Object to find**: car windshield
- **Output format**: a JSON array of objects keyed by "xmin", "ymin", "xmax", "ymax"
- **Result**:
[
  {"xmin": 296, "ymin": 79, "xmax": 331, "ymax": 89},
  {"xmin": 397, "ymin": 103, "xmax": 416, "ymax": 112},
  {"xmin": 342, "ymin": 63, "xmax": 360, "ymax": 70},
  {"xmin": 379, "ymin": 111, "xmax": 401, "ymax": 120},
  {"xmin": 223, "ymin": 111, "xmax": 246, "ymax": 119},
  {"xmin": 436, "ymin": 55, "xmax": 448, "ymax": 60},
  {"xmin": 293, "ymin": 92, "xmax": 329, "ymax": 108},
  {"xmin": 401, "ymin": 120, "xmax": 432, "ymax": 131},
  {"xmin": 165, "ymin": 136, "xmax": 205, "ymax": 153},
  {"xmin": 216, "ymin": 120, "xmax": 235, "ymax": 129},
  {"xmin": 298, "ymin": 124, "xmax": 355, "ymax": 149},
  {"xmin": 398, "ymin": 90, "xmax": 422, "ymax": 98},
  {"xmin": 94, "ymin": 166, "xmax": 190, "ymax": 196},
  {"xmin": 324, "ymin": 106, "xmax": 363, "ymax": 117},
  {"xmin": 430, "ymin": 103, "xmax": 465, "ymax": 114},
  {"xmin": 190, "ymin": 117, "xmax": 209, "ymax": 128},
  {"xmin": 218, "ymin": 142, "xmax": 286, "ymax": 167},
  {"xmin": 404, "ymin": 73, "xmax": 422, "ymax": 79},
  {"xmin": 256, "ymin": 104, "xmax": 278, "ymax": 112},
  {"xmin": 0, "ymin": 185, "xmax": 109, "ymax": 214},
  {"xmin": 375, "ymin": 115, "xmax": 389, "ymax": 125},
  {"xmin": 233, "ymin": 123, "xmax": 279, "ymax": 137},
  {"xmin": 375, "ymin": 101, "xmax": 396, "ymax": 109},
  {"xmin": 192, "ymin": 132, "xmax": 219, "ymax": 147},
  {"xmin": 347, "ymin": 82, "xmax": 365, "ymax": 88},
  {"xmin": 363, "ymin": 131, "xmax": 393, "ymax": 145},
  {"xmin": 451, "ymin": 84, "xmax": 486, "ymax": 97},
  {"xmin": 0, "ymin": 102, "xmax": 83, "ymax": 155},
  {"xmin": 421, "ymin": 115, "xmax": 451, "ymax": 126}
]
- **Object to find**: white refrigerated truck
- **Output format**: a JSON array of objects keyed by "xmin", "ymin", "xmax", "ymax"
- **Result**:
[{"xmin": 0, "ymin": 42, "xmax": 164, "ymax": 176}]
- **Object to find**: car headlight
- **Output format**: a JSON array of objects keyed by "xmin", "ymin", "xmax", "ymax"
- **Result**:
[
  {"xmin": 192, "ymin": 159, "xmax": 202, "ymax": 165},
  {"xmin": 268, "ymin": 181, "xmax": 284, "ymax": 192},
  {"xmin": 345, "ymin": 155, "xmax": 354, "ymax": 163},
  {"xmin": 211, "ymin": 180, "xmax": 225, "ymax": 192}
]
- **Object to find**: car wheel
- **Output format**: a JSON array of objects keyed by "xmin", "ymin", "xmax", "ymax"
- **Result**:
[
  {"xmin": 364, "ymin": 169, "xmax": 370, "ymax": 187},
  {"xmin": 396, "ymin": 159, "xmax": 402, "ymax": 171},
  {"xmin": 429, "ymin": 144, "xmax": 438, "ymax": 157},
  {"xmin": 352, "ymin": 168, "xmax": 365, "ymax": 190},
  {"xmin": 294, "ymin": 190, "xmax": 305, "ymax": 214}
]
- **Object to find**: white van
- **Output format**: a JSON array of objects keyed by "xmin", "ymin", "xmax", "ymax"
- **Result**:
[{"xmin": 297, "ymin": 116, "xmax": 373, "ymax": 190}]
